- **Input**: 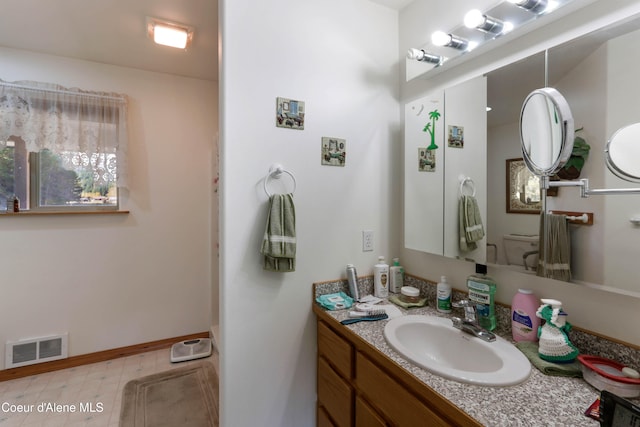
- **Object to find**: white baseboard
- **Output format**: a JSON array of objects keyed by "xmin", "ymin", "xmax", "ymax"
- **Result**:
[{"xmin": 209, "ymin": 325, "xmax": 220, "ymax": 351}]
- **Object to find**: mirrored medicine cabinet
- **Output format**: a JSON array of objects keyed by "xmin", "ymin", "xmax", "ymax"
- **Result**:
[{"xmin": 404, "ymin": 13, "xmax": 640, "ymax": 298}]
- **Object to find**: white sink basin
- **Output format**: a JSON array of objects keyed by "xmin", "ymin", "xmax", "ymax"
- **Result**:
[{"xmin": 384, "ymin": 315, "xmax": 531, "ymax": 386}]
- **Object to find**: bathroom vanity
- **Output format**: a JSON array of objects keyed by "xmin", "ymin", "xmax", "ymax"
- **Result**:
[
  {"xmin": 316, "ymin": 308, "xmax": 481, "ymax": 426},
  {"xmin": 312, "ymin": 276, "xmax": 638, "ymax": 426}
]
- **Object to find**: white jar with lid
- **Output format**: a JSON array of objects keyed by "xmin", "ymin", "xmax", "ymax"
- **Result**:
[{"xmin": 400, "ymin": 286, "xmax": 420, "ymax": 304}]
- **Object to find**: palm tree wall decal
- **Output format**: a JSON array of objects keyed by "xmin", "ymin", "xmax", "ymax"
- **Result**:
[{"xmin": 422, "ymin": 109, "xmax": 441, "ymax": 150}]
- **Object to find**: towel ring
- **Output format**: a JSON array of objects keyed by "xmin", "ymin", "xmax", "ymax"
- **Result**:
[
  {"xmin": 459, "ymin": 175, "xmax": 476, "ymax": 197},
  {"xmin": 264, "ymin": 164, "xmax": 297, "ymax": 197}
]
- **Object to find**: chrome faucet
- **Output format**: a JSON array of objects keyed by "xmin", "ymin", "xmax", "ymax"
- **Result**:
[
  {"xmin": 451, "ymin": 300, "xmax": 496, "ymax": 342},
  {"xmin": 451, "ymin": 299, "xmax": 476, "ymax": 323}
]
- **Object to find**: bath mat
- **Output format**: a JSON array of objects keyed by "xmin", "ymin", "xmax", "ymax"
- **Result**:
[{"xmin": 119, "ymin": 360, "xmax": 219, "ymax": 427}]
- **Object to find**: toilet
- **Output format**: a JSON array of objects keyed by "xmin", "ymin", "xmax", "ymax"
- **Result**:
[{"xmin": 503, "ymin": 234, "xmax": 539, "ymax": 271}]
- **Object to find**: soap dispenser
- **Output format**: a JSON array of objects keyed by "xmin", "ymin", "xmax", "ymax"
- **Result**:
[
  {"xmin": 389, "ymin": 258, "xmax": 404, "ymax": 293},
  {"xmin": 536, "ymin": 299, "xmax": 579, "ymax": 363}
]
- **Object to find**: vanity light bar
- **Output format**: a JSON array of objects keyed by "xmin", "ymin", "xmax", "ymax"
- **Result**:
[{"xmin": 407, "ymin": 48, "xmax": 445, "ymax": 65}]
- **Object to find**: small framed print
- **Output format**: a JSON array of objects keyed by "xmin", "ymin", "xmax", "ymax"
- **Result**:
[
  {"xmin": 321, "ymin": 137, "xmax": 346, "ymax": 166},
  {"xmin": 448, "ymin": 125, "xmax": 464, "ymax": 148},
  {"xmin": 276, "ymin": 97, "xmax": 305, "ymax": 130},
  {"xmin": 418, "ymin": 147, "xmax": 436, "ymax": 172}
]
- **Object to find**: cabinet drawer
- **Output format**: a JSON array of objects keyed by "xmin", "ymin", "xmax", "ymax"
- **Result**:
[
  {"xmin": 356, "ymin": 352, "xmax": 449, "ymax": 427},
  {"xmin": 317, "ymin": 404, "xmax": 337, "ymax": 427},
  {"xmin": 318, "ymin": 320, "xmax": 353, "ymax": 379},
  {"xmin": 318, "ymin": 356, "xmax": 353, "ymax": 427},
  {"xmin": 355, "ymin": 396, "xmax": 387, "ymax": 427}
]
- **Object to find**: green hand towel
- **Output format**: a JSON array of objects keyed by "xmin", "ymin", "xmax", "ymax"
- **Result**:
[
  {"xmin": 260, "ymin": 193, "xmax": 296, "ymax": 272},
  {"xmin": 459, "ymin": 197, "xmax": 477, "ymax": 252},
  {"xmin": 516, "ymin": 341, "xmax": 583, "ymax": 378},
  {"xmin": 464, "ymin": 195, "xmax": 485, "ymax": 243},
  {"xmin": 536, "ymin": 213, "xmax": 571, "ymax": 281},
  {"xmin": 459, "ymin": 195, "xmax": 485, "ymax": 253}
]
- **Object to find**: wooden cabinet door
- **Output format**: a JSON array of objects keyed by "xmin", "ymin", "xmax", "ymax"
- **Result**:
[
  {"xmin": 355, "ymin": 396, "xmax": 387, "ymax": 427},
  {"xmin": 318, "ymin": 356, "xmax": 353, "ymax": 427},
  {"xmin": 356, "ymin": 352, "xmax": 450, "ymax": 427},
  {"xmin": 318, "ymin": 320, "xmax": 353, "ymax": 379}
]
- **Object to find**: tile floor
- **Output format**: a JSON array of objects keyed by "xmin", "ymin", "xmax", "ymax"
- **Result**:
[{"xmin": 0, "ymin": 348, "xmax": 219, "ymax": 427}]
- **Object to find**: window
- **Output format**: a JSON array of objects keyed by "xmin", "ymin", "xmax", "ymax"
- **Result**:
[{"xmin": 0, "ymin": 79, "xmax": 128, "ymax": 212}]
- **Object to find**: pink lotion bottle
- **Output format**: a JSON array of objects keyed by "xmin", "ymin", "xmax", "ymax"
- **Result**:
[{"xmin": 511, "ymin": 289, "xmax": 541, "ymax": 342}]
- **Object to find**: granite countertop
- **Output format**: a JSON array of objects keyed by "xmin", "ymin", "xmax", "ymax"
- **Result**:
[{"xmin": 323, "ymin": 302, "xmax": 600, "ymax": 426}]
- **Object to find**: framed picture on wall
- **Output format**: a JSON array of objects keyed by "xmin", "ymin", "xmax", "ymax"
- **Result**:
[
  {"xmin": 276, "ymin": 97, "xmax": 305, "ymax": 130},
  {"xmin": 506, "ymin": 158, "xmax": 542, "ymax": 214}
]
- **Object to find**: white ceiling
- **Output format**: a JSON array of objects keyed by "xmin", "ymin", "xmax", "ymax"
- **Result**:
[
  {"xmin": 368, "ymin": 0, "xmax": 414, "ymax": 10},
  {"xmin": 0, "ymin": 0, "xmax": 218, "ymax": 82}
]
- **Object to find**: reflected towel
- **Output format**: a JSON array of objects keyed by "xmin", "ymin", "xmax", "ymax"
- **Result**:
[
  {"xmin": 260, "ymin": 193, "xmax": 296, "ymax": 272},
  {"xmin": 459, "ymin": 195, "xmax": 485, "ymax": 252},
  {"xmin": 536, "ymin": 213, "xmax": 571, "ymax": 281}
]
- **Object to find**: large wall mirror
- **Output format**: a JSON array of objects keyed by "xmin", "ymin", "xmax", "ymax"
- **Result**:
[{"xmin": 405, "ymin": 13, "xmax": 640, "ymax": 298}]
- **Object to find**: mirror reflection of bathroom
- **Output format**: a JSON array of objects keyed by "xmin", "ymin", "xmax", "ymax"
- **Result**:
[
  {"xmin": 606, "ymin": 122, "xmax": 640, "ymax": 182},
  {"xmin": 501, "ymin": 234, "xmax": 539, "ymax": 274},
  {"xmin": 486, "ymin": 53, "xmax": 545, "ymax": 273}
]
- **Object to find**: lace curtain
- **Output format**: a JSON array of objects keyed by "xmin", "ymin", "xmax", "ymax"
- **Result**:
[{"xmin": 0, "ymin": 79, "xmax": 129, "ymax": 188}]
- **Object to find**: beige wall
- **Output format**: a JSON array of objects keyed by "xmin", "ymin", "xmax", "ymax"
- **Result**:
[{"xmin": 0, "ymin": 47, "xmax": 217, "ymax": 369}]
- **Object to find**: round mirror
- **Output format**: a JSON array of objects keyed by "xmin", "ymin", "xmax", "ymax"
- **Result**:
[
  {"xmin": 519, "ymin": 88, "xmax": 574, "ymax": 176},
  {"xmin": 605, "ymin": 123, "xmax": 640, "ymax": 182}
]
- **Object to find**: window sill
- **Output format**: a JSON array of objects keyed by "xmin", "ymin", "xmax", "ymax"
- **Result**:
[{"xmin": 0, "ymin": 210, "xmax": 129, "ymax": 217}]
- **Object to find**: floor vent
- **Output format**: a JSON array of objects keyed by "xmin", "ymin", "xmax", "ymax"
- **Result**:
[{"xmin": 5, "ymin": 334, "xmax": 68, "ymax": 369}]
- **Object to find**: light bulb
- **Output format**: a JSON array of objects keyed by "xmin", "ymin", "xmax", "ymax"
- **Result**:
[
  {"xmin": 153, "ymin": 24, "xmax": 189, "ymax": 49},
  {"xmin": 407, "ymin": 48, "xmax": 444, "ymax": 65},
  {"xmin": 407, "ymin": 48, "xmax": 422, "ymax": 60},
  {"xmin": 465, "ymin": 9, "xmax": 510, "ymax": 35},
  {"xmin": 464, "ymin": 10, "xmax": 485, "ymax": 29},
  {"xmin": 431, "ymin": 31, "xmax": 452, "ymax": 47},
  {"xmin": 503, "ymin": 22, "xmax": 515, "ymax": 33}
]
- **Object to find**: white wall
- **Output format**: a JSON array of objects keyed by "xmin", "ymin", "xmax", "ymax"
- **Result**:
[
  {"xmin": 550, "ymin": 43, "xmax": 606, "ymax": 285},
  {"xmin": 219, "ymin": 0, "xmax": 400, "ymax": 425},
  {"xmin": 0, "ymin": 48, "xmax": 217, "ymax": 369},
  {"xmin": 487, "ymin": 122, "xmax": 539, "ymax": 265},
  {"xmin": 399, "ymin": 0, "xmax": 640, "ymax": 347},
  {"xmin": 443, "ymin": 77, "xmax": 487, "ymax": 262}
]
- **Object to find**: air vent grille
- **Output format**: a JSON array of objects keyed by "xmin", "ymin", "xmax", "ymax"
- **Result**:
[{"xmin": 5, "ymin": 334, "xmax": 68, "ymax": 369}]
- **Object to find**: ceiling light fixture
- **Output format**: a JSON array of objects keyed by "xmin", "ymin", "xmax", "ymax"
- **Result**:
[
  {"xmin": 146, "ymin": 17, "xmax": 194, "ymax": 49},
  {"xmin": 464, "ymin": 9, "xmax": 514, "ymax": 35},
  {"xmin": 431, "ymin": 31, "xmax": 471, "ymax": 51},
  {"xmin": 507, "ymin": 0, "xmax": 550, "ymax": 14},
  {"xmin": 407, "ymin": 48, "xmax": 445, "ymax": 65}
]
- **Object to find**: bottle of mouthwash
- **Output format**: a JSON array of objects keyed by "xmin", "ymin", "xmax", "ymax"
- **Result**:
[{"xmin": 466, "ymin": 264, "xmax": 497, "ymax": 331}]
